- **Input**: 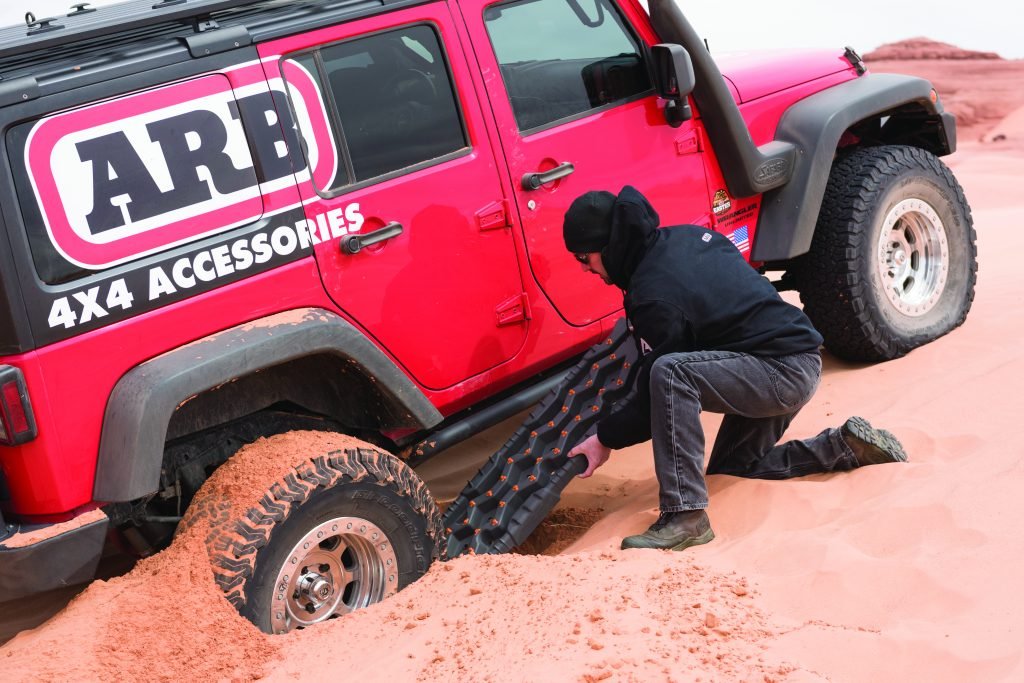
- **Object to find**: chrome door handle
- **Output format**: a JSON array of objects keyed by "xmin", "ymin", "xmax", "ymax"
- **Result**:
[
  {"xmin": 340, "ymin": 222, "xmax": 403, "ymax": 254},
  {"xmin": 522, "ymin": 162, "xmax": 575, "ymax": 190}
]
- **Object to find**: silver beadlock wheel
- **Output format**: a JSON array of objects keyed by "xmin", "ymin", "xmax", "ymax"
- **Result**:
[
  {"xmin": 270, "ymin": 516, "xmax": 399, "ymax": 634},
  {"xmin": 876, "ymin": 198, "xmax": 949, "ymax": 317}
]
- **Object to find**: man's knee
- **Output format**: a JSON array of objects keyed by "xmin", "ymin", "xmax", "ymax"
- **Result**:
[{"xmin": 649, "ymin": 354, "xmax": 699, "ymax": 401}]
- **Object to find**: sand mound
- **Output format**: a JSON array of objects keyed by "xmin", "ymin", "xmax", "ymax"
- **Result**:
[
  {"xmin": 0, "ymin": 433, "xmax": 809, "ymax": 682},
  {"xmin": 0, "ymin": 432, "xmax": 815, "ymax": 683},
  {"xmin": 864, "ymin": 37, "xmax": 1002, "ymax": 61},
  {"xmin": 983, "ymin": 104, "xmax": 1024, "ymax": 144},
  {"xmin": 267, "ymin": 552, "xmax": 799, "ymax": 682},
  {"xmin": 0, "ymin": 525, "xmax": 276, "ymax": 682},
  {"xmin": 0, "ymin": 492, "xmax": 804, "ymax": 682}
]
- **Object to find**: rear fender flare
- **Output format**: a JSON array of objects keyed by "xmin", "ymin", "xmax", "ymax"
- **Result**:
[{"xmin": 94, "ymin": 308, "xmax": 442, "ymax": 502}]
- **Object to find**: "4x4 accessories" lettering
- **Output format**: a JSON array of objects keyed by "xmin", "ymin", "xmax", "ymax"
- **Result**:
[{"xmin": 47, "ymin": 205, "xmax": 362, "ymax": 329}]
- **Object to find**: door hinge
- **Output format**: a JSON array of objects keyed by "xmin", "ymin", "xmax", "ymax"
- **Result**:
[
  {"xmin": 495, "ymin": 293, "xmax": 529, "ymax": 326},
  {"xmin": 476, "ymin": 200, "xmax": 510, "ymax": 231},
  {"xmin": 675, "ymin": 128, "xmax": 703, "ymax": 156}
]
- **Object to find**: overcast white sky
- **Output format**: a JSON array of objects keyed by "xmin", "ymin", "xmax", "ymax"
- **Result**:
[{"xmin": 2, "ymin": 0, "xmax": 1019, "ymax": 59}]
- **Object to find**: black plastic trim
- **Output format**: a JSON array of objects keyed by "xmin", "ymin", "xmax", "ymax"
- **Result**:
[
  {"xmin": 648, "ymin": 0, "xmax": 796, "ymax": 198},
  {"xmin": 411, "ymin": 369, "xmax": 568, "ymax": 464},
  {"xmin": 0, "ymin": 513, "xmax": 108, "ymax": 602},
  {"xmin": 940, "ymin": 110, "xmax": 958, "ymax": 151},
  {"xmin": 522, "ymin": 162, "xmax": 575, "ymax": 191},
  {"xmin": 0, "ymin": 0, "xmax": 265, "ymax": 59},
  {"xmin": 183, "ymin": 24, "xmax": 252, "ymax": 57},
  {"xmin": 0, "ymin": 210, "xmax": 32, "ymax": 356},
  {"xmin": 0, "ymin": 77, "xmax": 40, "ymax": 108},
  {"xmin": 341, "ymin": 221, "xmax": 403, "ymax": 254},
  {"xmin": 94, "ymin": 308, "xmax": 442, "ymax": 502},
  {"xmin": 752, "ymin": 73, "xmax": 954, "ymax": 261}
]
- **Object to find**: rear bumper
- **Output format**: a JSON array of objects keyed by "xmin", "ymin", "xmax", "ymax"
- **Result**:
[{"xmin": 0, "ymin": 508, "xmax": 107, "ymax": 602}]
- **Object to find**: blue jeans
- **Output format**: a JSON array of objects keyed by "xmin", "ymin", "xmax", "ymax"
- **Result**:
[{"xmin": 648, "ymin": 350, "xmax": 857, "ymax": 513}]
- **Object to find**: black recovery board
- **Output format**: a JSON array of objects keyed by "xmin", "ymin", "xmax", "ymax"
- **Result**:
[{"xmin": 442, "ymin": 318, "xmax": 640, "ymax": 558}]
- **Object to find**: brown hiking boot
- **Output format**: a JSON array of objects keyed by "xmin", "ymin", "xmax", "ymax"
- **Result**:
[
  {"xmin": 841, "ymin": 416, "xmax": 908, "ymax": 466},
  {"xmin": 620, "ymin": 509, "xmax": 715, "ymax": 551}
]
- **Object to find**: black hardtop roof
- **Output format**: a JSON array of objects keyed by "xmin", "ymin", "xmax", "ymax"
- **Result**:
[{"xmin": 0, "ymin": 0, "xmax": 415, "ymax": 79}]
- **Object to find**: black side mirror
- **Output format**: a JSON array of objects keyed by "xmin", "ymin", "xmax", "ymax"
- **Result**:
[{"xmin": 651, "ymin": 43, "xmax": 695, "ymax": 127}]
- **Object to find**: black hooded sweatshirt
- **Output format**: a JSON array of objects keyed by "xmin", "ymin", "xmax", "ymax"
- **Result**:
[{"xmin": 595, "ymin": 186, "xmax": 823, "ymax": 450}]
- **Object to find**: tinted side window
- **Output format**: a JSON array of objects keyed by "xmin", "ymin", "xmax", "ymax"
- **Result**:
[
  {"xmin": 484, "ymin": 0, "xmax": 651, "ymax": 131},
  {"xmin": 288, "ymin": 25, "xmax": 468, "ymax": 194}
]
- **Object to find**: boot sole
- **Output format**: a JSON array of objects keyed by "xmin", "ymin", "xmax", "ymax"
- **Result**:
[
  {"xmin": 669, "ymin": 527, "xmax": 715, "ymax": 551},
  {"xmin": 844, "ymin": 416, "xmax": 908, "ymax": 463}
]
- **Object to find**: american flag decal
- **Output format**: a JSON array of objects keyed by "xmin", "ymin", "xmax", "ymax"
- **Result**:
[{"xmin": 728, "ymin": 225, "xmax": 750, "ymax": 252}]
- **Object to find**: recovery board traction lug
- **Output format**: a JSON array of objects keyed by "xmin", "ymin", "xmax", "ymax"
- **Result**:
[{"xmin": 442, "ymin": 318, "xmax": 639, "ymax": 558}]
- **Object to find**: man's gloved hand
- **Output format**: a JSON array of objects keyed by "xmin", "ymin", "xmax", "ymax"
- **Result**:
[{"xmin": 569, "ymin": 434, "xmax": 612, "ymax": 478}]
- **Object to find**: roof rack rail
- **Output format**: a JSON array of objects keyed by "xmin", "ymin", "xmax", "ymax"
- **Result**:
[{"xmin": 0, "ymin": 0, "xmax": 269, "ymax": 60}]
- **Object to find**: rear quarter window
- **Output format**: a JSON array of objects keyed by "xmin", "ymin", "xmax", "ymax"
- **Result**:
[{"xmin": 281, "ymin": 23, "xmax": 469, "ymax": 196}]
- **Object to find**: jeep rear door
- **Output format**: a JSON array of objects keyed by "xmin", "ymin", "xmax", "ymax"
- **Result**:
[
  {"xmin": 458, "ymin": 0, "xmax": 710, "ymax": 326},
  {"xmin": 261, "ymin": 3, "xmax": 528, "ymax": 391}
]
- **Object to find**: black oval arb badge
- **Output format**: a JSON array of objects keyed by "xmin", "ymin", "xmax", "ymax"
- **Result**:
[{"xmin": 754, "ymin": 157, "xmax": 790, "ymax": 186}]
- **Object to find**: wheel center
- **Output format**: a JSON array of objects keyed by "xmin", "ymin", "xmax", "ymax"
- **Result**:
[
  {"xmin": 893, "ymin": 249, "xmax": 907, "ymax": 267},
  {"xmin": 297, "ymin": 572, "xmax": 333, "ymax": 607}
]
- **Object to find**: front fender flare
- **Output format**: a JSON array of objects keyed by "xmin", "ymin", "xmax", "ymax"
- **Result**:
[
  {"xmin": 752, "ymin": 73, "xmax": 956, "ymax": 262},
  {"xmin": 94, "ymin": 308, "xmax": 442, "ymax": 502}
]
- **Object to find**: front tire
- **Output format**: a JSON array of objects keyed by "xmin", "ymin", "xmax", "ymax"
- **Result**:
[
  {"xmin": 793, "ymin": 145, "xmax": 977, "ymax": 361},
  {"xmin": 182, "ymin": 432, "xmax": 442, "ymax": 634}
]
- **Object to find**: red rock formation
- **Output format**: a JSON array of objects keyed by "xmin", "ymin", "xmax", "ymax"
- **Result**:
[{"xmin": 865, "ymin": 37, "xmax": 1002, "ymax": 61}]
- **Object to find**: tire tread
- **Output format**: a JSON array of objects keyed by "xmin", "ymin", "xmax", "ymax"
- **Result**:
[
  {"xmin": 180, "ymin": 439, "xmax": 442, "ymax": 610},
  {"xmin": 794, "ymin": 145, "xmax": 977, "ymax": 361}
]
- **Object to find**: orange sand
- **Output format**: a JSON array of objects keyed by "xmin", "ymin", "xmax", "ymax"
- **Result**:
[{"xmin": 3, "ymin": 57, "xmax": 1024, "ymax": 681}]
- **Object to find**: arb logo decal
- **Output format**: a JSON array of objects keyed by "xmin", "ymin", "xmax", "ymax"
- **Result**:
[
  {"xmin": 26, "ymin": 65, "xmax": 338, "ymax": 271},
  {"xmin": 27, "ymin": 75, "xmax": 261, "ymax": 269}
]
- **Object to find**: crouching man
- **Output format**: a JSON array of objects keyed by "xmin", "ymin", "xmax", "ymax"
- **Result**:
[{"xmin": 565, "ymin": 186, "xmax": 906, "ymax": 551}]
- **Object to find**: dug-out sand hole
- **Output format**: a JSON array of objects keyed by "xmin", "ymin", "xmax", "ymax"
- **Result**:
[{"xmin": 512, "ymin": 507, "xmax": 605, "ymax": 556}]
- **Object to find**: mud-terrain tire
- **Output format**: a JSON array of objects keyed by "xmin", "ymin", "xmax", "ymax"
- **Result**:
[
  {"xmin": 793, "ymin": 145, "xmax": 976, "ymax": 361},
  {"xmin": 182, "ymin": 432, "xmax": 442, "ymax": 634}
]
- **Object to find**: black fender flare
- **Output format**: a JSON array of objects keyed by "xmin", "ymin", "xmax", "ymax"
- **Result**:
[
  {"xmin": 751, "ymin": 72, "xmax": 957, "ymax": 262},
  {"xmin": 94, "ymin": 308, "xmax": 442, "ymax": 502}
]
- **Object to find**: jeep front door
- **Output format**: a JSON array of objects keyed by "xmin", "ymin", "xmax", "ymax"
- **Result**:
[
  {"xmin": 461, "ymin": 0, "xmax": 710, "ymax": 326},
  {"xmin": 263, "ymin": 4, "xmax": 527, "ymax": 390}
]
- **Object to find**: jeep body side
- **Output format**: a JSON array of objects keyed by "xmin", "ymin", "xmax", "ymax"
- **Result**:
[{"xmin": 0, "ymin": 0, "xmax": 971, "ymax": 626}]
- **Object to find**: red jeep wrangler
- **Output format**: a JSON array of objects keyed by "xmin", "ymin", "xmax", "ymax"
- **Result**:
[{"xmin": 0, "ymin": 0, "xmax": 974, "ymax": 633}]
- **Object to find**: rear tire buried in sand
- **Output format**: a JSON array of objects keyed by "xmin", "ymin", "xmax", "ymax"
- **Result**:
[
  {"xmin": 794, "ymin": 145, "xmax": 977, "ymax": 361},
  {"xmin": 180, "ymin": 432, "xmax": 442, "ymax": 634}
]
